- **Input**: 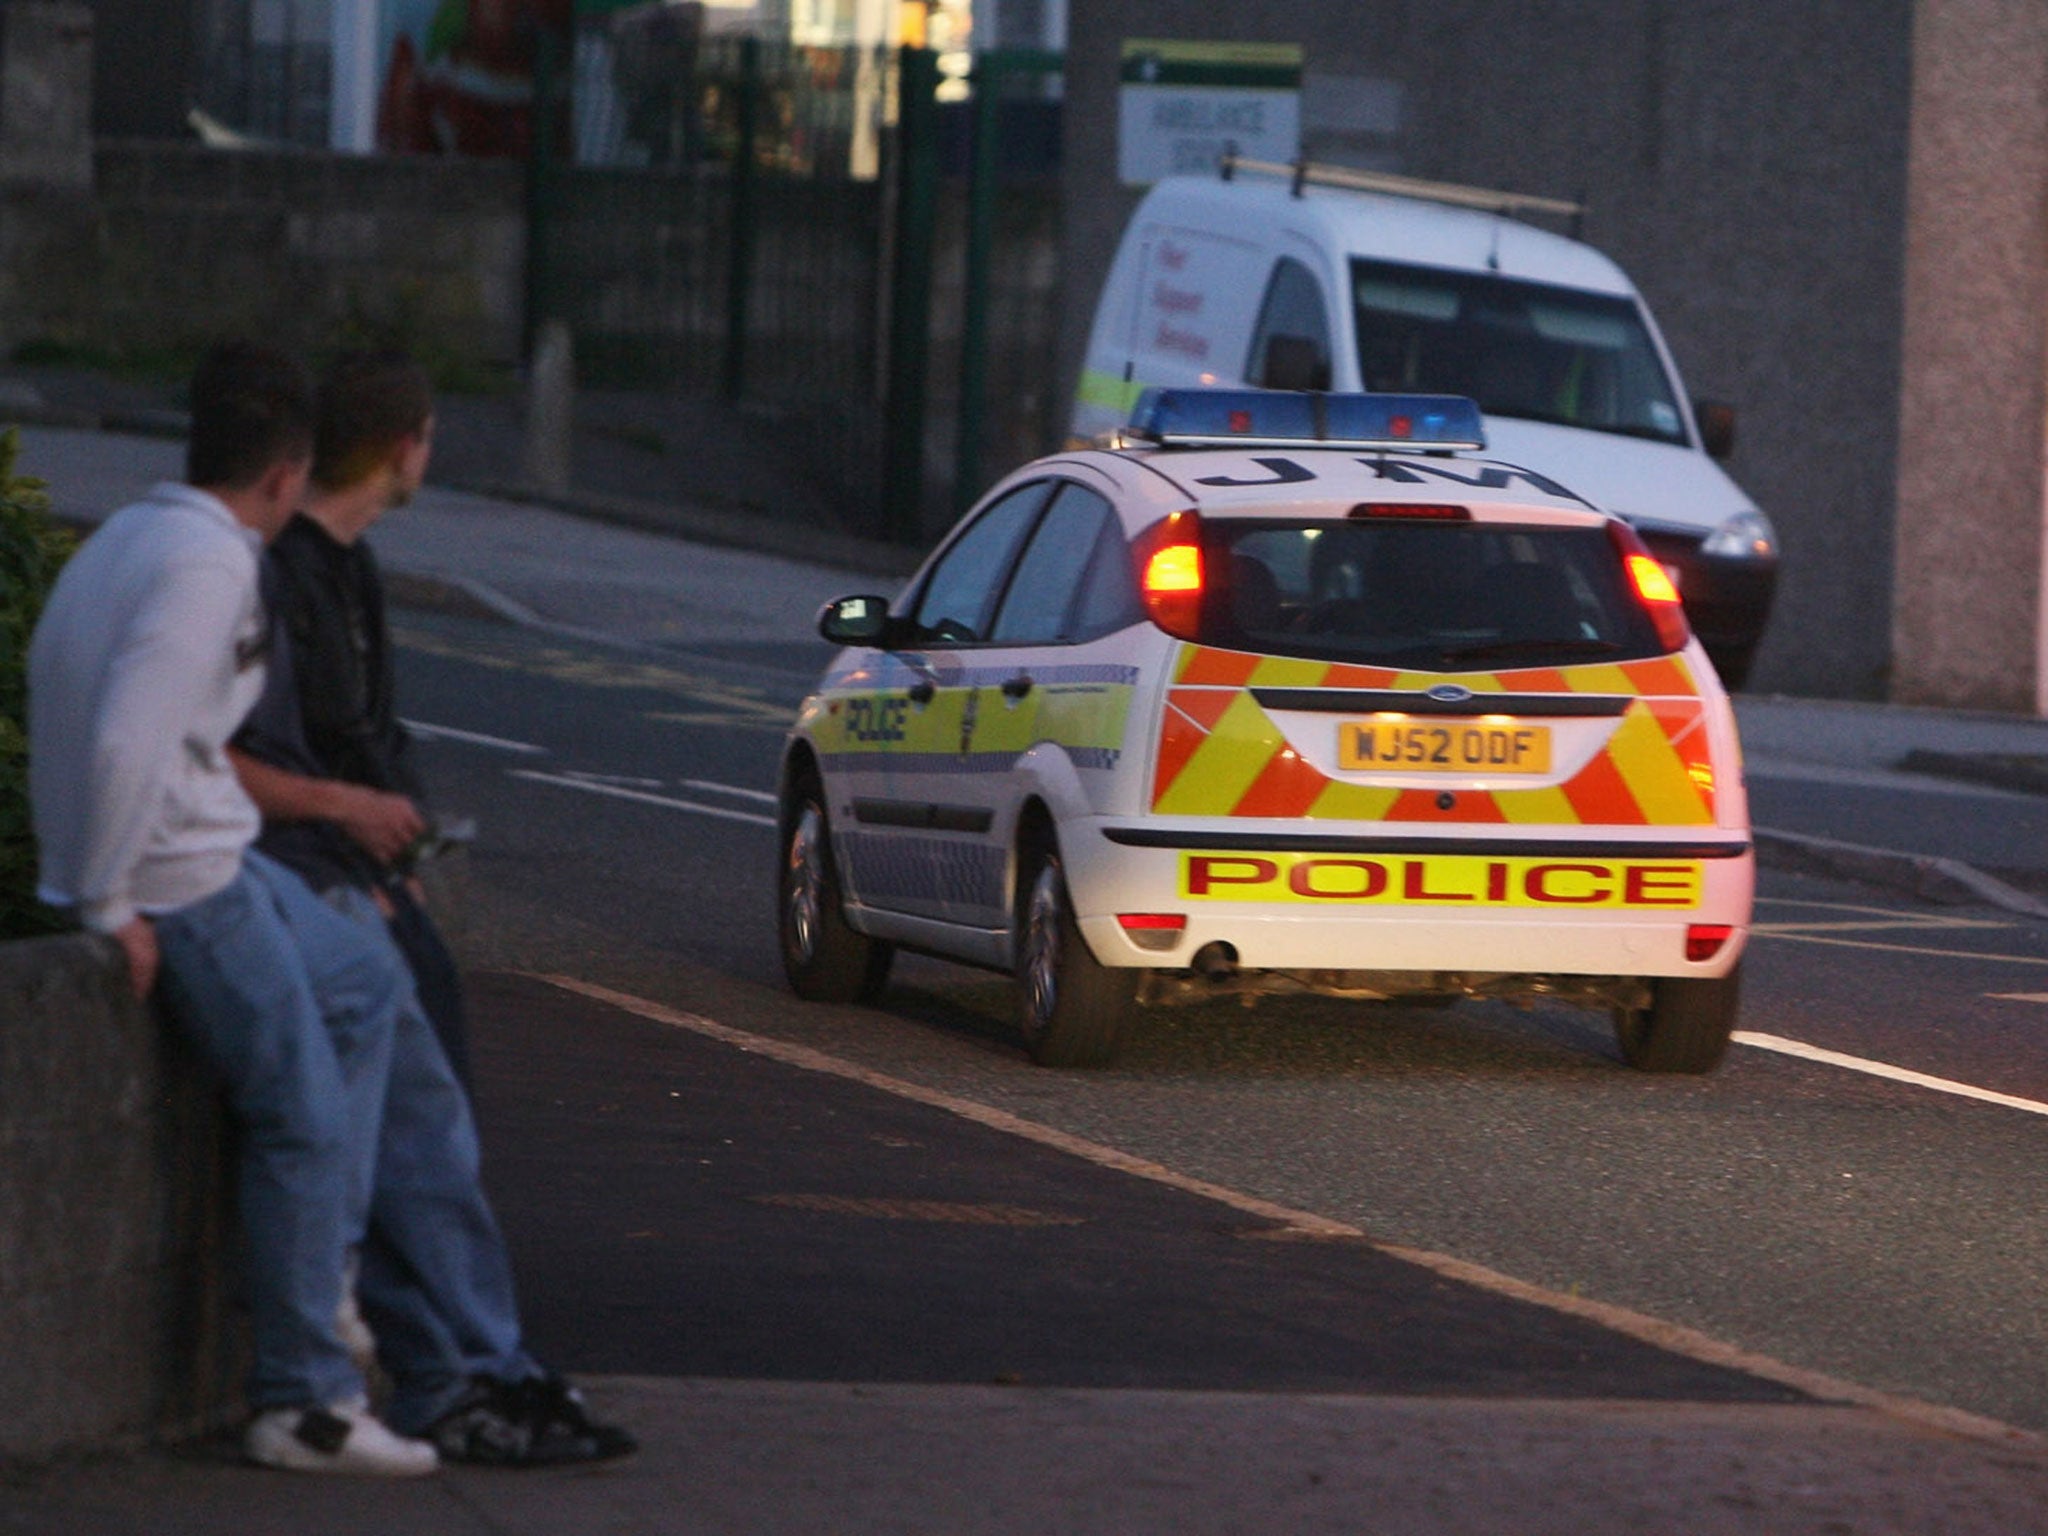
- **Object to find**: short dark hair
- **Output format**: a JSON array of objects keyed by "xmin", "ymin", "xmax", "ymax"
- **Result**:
[
  {"xmin": 186, "ymin": 342, "xmax": 316, "ymax": 490},
  {"xmin": 314, "ymin": 351, "xmax": 434, "ymax": 492}
]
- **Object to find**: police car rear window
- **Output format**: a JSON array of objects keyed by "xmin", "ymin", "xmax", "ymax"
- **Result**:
[{"xmin": 1207, "ymin": 519, "xmax": 1668, "ymax": 670}]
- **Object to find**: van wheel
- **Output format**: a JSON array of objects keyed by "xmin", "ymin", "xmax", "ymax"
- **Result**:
[
  {"xmin": 779, "ymin": 779, "xmax": 893, "ymax": 1003},
  {"xmin": 1016, "ymin": 847, "xmax": 1134, "ymax": 1068},
  {"xmin": 1612, "ymin": 967, "xmax": 1740, "ymax": 1073}
]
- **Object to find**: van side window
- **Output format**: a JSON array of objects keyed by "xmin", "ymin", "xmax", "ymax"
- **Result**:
[
  {"xmin": 1247, "ymin": 258, "xmax": 1332, "ymax": 391},
  {"xmin": 910, "ymin": 480, "xmax": 1055, "ymax": 644}
]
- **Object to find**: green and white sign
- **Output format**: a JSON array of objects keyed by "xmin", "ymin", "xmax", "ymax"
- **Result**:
[{"xmin": 1118, "ymin": 39, "xmax": 1302, "ymax": 185}]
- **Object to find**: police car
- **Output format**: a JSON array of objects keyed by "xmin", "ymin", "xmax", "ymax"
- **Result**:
[{"xmin": 777, "ymin": 390, "xmax": 1752, "ymax": 1072}]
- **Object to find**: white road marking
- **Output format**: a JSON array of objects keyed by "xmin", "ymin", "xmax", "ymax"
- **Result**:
[
  {"xmin": 1986, "ymin": 993, "xmax": 2048, "ymax": 1004},
  {"xmin": 510, "ymin": 769, "xmax": 777, "ymax": 827},
  {"xmin": 682, "ymin": 778, "xmax": 779, "ymax": 805},
  {"xmin": 1734, "ymin": 1031, "xmax": 2048, "ymax": 1118},
  {"xmin": 401, "ymin": 718, "xmax": 548, "ymax": 755},
  {"xmin": 1749, "ymin": 931, "xmax": 2048, "ymax": 966},
  {"xmin": 533, "ymin": 974, "xmax": 2039, "ymax": 1451},
  {"xmin": 1752, "ymin": 897, "xmax": 2008, "ymax": 930},
  {"xmin": 1754, "ymin": 919, "xmax": 2011, "ymax": 936},
  {"xmin": 560, "ymin": 771, "xmax": 667, "ymax": 789}
]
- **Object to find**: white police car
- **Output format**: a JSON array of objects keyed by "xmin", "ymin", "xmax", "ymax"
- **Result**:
[{"xmin": 777, "ymin": 390, "xmax": 1752, "ymax": 1071}]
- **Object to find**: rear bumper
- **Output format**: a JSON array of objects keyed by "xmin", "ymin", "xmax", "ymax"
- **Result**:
[{"xmin": 1067, "ymin": 822, "xmax": 1753, "ymax": 979}]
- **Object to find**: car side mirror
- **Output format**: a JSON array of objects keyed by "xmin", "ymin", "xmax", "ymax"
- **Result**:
[
  {"xmin": 818, "ymin": 594, "xmax": 896, "ymax": 646},
  {"xmin": 1694, "ymin": 399, "xmax": 1736, "ymax": 460}
]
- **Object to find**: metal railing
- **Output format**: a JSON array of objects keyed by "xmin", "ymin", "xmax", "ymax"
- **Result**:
[{"xmin": 532, "ymin": 22, "xmax": 1064, "ymax": 542}]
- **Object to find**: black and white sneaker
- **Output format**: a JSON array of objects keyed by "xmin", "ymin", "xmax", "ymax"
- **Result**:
[
  {"xmin": 244, "ymin": 1399, "xmax": 438, "ymax": 1476},
  {"xmin": 426, "ymin": 1373, "xmax": 637, "ymax": 1467}
]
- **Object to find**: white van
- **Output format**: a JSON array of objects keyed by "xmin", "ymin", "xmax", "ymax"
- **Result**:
[{"xmin": 1070, "ymin": 161, "xmax": 1778, "ymax": 687}]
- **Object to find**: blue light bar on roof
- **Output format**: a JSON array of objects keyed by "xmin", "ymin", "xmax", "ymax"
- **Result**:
[{"xmin": 1123, "ymin": 388, "xmax": 1486, "ymax": 452}]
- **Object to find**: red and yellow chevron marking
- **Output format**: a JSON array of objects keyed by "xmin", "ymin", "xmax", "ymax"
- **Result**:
[{"xmin": 1151, "ymin": 644, "xmax": 1715, "ymax": 826}]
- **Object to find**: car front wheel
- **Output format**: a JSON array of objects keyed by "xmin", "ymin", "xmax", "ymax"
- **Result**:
[
  {"xmin": 1016, "ymin": 847, "xmax": 1136, "ymax": 1068},
  {"xmin": 779, "ymin": 780, "xmax": 893, "ymax": 1004},
  {"xmin": 1612, "ymin": 966, "xmax": 1740, "ymax": 1073}
]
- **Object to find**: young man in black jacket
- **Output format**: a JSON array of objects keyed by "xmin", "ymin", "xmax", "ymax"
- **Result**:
[{"xmin": 231, "ymin": 351, "xmax": 633, "ymax": 1466}]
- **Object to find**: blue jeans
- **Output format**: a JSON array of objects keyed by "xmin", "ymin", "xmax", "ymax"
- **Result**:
[
  {"xmin": 152, "ymin": 851, "xmax": 403, "ymax": 1412},
  {"xmin": 321, "ymin": 884, "xmax": 538, "ymax": 1433}
]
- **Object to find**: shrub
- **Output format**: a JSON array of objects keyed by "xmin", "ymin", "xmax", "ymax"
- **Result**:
[{"xmin": 0, "ymin": 428, "xmax": 74, "ymax": 938}]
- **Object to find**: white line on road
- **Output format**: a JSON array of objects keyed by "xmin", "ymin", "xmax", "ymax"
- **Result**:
[
  {"xmin": 510, "ymin": 769, "xmax": 777, "ymax": 827},
  {"xmin": 682, "ymin": 778, "xmax": 779, "ymax": 805},
  {"xmin": 534, "ymin": 974, "xmax": 2039, "ymax": 1452},
  {"xmin": 1749, "ymin": 930, "xmax": 2048, "ymax": 965},
  {"xmin": 1733, "ymin": 1031, "xmax": 2048, "ymax": 1118},
  {"xmin": 401, "ymin": 718, "xmax": 548, "ymax": 755},
  {"xmin": 1986, "ymin": 993, "xmax": 2048, "ymax": 1004}
]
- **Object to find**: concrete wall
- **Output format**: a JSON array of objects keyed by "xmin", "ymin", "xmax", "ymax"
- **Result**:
[
  {"xmin": 0, "ymin": 1, "xmax": 92, "ymax": 188},
  {"xmin": 1892, "ymin": 0, "xmax": 2048, "ymax": 712},
  {"xmin": 90, "ymin": 0, "xmax": 203, "ymax": 141},
  {"xmin": 1060, "ymin": 0, "xmax": 1916, "ymax": 699},
  {"xmin": 0, "ymin": 934, "xmax": 238, "ymax": 1461},
  {"xmin": 0, "ymin": 140, "xmax": 527, "ymax": 367}
]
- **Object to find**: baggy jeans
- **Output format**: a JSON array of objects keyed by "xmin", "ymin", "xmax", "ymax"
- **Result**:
[
  {"xmin": 322, "ymin": 884, "xmax": 537, "ymax": 1433},
  {"xmin": 151, "ymin": 851, "xmax": 403, "ymax": 1412}
]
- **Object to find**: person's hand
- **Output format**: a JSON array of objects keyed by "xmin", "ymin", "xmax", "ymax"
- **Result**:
[
  {"xmin": 113, "ymin": 916, "xmax": 159, "ymax": 1000},
  {"xmin": 336, "ymin": 787, "xmax": 429, "ymax": 866}
]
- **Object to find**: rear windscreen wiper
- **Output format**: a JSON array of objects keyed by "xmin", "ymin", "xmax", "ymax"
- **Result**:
[{"xmin": 1439, "ymin": 637, "xmax": 1628, "ymax": 665}]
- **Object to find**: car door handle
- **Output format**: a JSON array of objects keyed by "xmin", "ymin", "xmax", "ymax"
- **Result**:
[
  {"xmin": 907, "ymin": 680, "xmax": 936, "ymax": 705},
  {"xmin": 1001, "ymin": 675, "xmax": 1034, "ymax": 700}
]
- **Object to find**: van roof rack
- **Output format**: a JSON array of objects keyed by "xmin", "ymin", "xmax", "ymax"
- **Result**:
[{"xmin": 1218, "ymin": 152, "xmax": 1584, "ymax": 221}]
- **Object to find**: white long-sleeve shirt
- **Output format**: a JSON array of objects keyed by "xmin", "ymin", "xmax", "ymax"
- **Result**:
[{"xmin": 28, "ymin": 482, "xmax": 268, "ymax": 933}]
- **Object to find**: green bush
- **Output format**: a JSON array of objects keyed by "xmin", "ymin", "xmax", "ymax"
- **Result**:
[{"xmin": 0, "ymin": 428, "xmax": 74, "ymax": 938}]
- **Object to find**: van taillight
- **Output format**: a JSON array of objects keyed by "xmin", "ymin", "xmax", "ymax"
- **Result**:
[
  {"xmin": 1135, "ymin": 511, "xmax": 1204, "ymax": 639},
  {"xmin": 1607, "ymin": 520, "xmax": 1690, "ymax": 654}
]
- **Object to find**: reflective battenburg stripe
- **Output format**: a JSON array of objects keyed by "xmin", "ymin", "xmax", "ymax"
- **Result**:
[{"xmin": 1151, "ymin": 643, "xmax": 1714, "ymax": 826}]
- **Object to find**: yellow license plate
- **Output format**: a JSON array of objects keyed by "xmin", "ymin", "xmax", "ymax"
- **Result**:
[{"xmin": 1338, "ymin": 719, "xmax": 1552, "ymax": 774}]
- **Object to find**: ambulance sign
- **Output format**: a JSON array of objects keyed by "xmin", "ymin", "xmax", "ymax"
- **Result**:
[{"xmin": 1119, "ymin": 39, "xmax": 1303, "ymax": 186}]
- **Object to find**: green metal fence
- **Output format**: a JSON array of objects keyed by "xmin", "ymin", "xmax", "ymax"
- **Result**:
[{"xmin": 531, "ymin": 21, "xmax": 1064, "ymax": 544}]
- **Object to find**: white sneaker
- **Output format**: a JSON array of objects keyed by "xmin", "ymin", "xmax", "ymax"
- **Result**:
[{"xmin": 244, "ymin": 1400, "xmax": 439, "ymax": 1476}]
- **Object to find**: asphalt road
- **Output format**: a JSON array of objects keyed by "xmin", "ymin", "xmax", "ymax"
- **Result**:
[{"xmin": 389, "ymin": 609, "xmax": 2048, "ymax": 1433}]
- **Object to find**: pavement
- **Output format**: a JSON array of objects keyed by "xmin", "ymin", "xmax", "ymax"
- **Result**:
[{"xmin": 11, "ymin": 393, "xmax": 2048, "ymax": 1530}]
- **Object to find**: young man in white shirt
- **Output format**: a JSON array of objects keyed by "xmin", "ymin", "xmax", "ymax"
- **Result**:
[{"xmin": 27, "ymin": 344, "xmax": 437, "ymax": 1476}]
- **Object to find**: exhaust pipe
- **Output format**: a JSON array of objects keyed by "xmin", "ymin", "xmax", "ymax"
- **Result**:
[{"xmin": 1192, "ymin": 941, "xmax": 1239, "ymax": 983}]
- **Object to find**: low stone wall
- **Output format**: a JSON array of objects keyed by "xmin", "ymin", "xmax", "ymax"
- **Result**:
[
  {"xmin": 0, "ymin": 933, "xmax": 237, "ymax": 1461},
  {"xmin": 0, "ymin": 140, "xmax": 529, "ymax": 366}
]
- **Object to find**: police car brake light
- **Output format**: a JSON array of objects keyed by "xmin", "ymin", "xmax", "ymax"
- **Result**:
[
  {"xmin": 1122, "ymin": 389, "xmax": 1486, "ymax": 452},
  {"xmin": 1607, "ymin": 520, "xmax": 1690, "ymax": 653},
  {"xmin": 1350, "ymin": 502, "xmax": 1470, "ymax": 521},
  {"xmin": 1117, "ymin": 913, "xmax": 1187, "ymax": 952},
  {"xmin": 1135, "ymin": 511, "xmax": 1204, "ymax": 640},
  {"xmin": 1686, "ymin": 924, "xmax": 1733, "ymax": 962}
]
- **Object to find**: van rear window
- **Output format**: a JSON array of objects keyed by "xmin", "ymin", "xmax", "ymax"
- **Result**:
[
  {"xmin": 1206, "ymin": 519, "xmax": 1670, "ymax": 670},
  {"xmin": 1351, "ymin": 259, "xmax": 1688, "ymax": 446}
]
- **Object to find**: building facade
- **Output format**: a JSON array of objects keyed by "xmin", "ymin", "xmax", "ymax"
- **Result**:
[{"xmin": 1060, "ymin": 0, "xmax": 2048, "ymax": 706}]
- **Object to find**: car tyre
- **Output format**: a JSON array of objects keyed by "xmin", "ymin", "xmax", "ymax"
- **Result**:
[
  {"xmin": 1016, "ymin": 846, "xmax": 1135, "ymax": 1068},
  {"xmin": 779, "ymin": 778, "xmax": 893, "ymax": 1004},
  {"xmin": 1612, "ymin": 966, "xmax": 1739, "ymax": 1073}
]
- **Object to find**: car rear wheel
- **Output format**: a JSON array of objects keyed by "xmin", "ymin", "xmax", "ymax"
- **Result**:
[
  {"xmin": 779, "ymin": 780, "xmax": 893, "ymax": 1004},
  {"xmin": 1612, "ymin": 967, "xmax": 1740, "ymax": 1073},
  {"xmin": 1016, "ymin": 847, "xmax": 1135, "ymax": 1068}
]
